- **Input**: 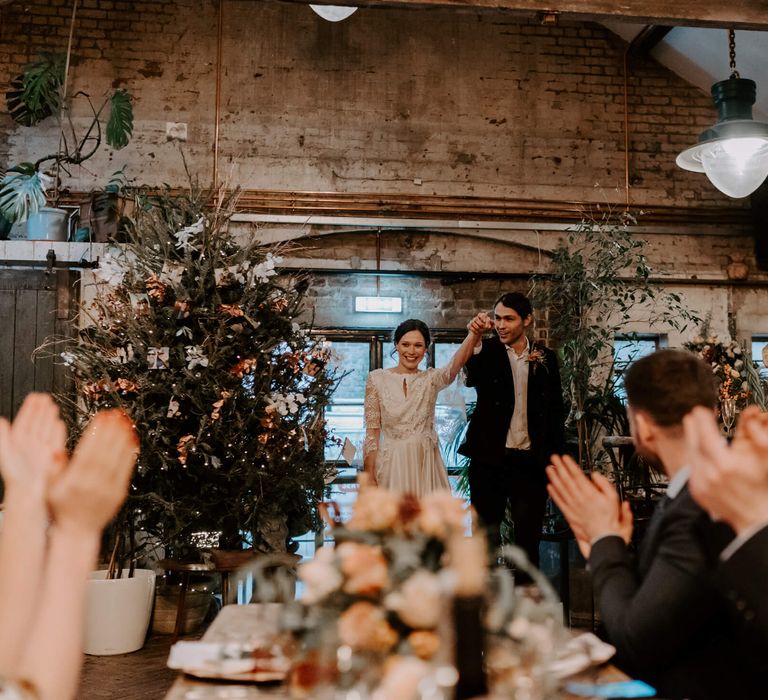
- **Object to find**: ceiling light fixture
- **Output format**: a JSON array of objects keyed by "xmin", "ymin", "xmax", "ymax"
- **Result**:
[
  {"xmin": 309, "ymin": 4, "xmax": 357, "ymax": 22},
  {"xmin": 676, "ymin": 29, "xmax": 768, "ymax": 199}
]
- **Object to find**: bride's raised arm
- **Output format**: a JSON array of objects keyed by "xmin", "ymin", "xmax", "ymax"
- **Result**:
[{"xmin": 441, "ymin": 312, "xmax": 493, "ymax": 384}]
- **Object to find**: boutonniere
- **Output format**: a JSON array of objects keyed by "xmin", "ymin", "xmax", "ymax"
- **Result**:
[{"xmin": 527, "ymin": 347, "xmax": 547, "ymax": 374}]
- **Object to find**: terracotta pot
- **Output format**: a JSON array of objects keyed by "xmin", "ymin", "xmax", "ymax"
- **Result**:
[
  {"xmin": 205, "ymin": 548, "xmax": 260, "ymax": 570},
  {"xmin": 152, "ymin": 585, "xmax": 213, "ymax": 635}
]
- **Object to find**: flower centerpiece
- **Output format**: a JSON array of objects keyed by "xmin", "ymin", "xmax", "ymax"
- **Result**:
[
  {"xmin": 292, "ymin": 483, "xmax": 466, "ymax": 697},
  {"xmin": 288, "ymin": 480, "xmax": 563, "ymax": 699},
  {"xmin": 683, "ymin": 334, "xmax": 766, "ymax": 418}
]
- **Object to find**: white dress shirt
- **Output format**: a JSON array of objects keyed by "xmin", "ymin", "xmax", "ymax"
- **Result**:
[{"xmin": 505, "ymin": 339, "xmax": 531, "ymax": 450}]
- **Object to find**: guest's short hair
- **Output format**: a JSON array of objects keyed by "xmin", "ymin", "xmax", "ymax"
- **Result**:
[
  {"xmin": 493, "ymin": 292, "xmax": 533, "ymax": 319},
  {"xmin": 624, "ymin": 349, "xmax": 718, "ymax": 427},
  {"xmin": 393, "ymin": 319, "xmax": 431, "ymax": 347}
]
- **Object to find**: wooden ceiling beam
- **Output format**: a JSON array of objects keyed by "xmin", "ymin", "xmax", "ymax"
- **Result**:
[{"xmin": 290, "ymin": 0, "xmax": 768, "ymax": 30}]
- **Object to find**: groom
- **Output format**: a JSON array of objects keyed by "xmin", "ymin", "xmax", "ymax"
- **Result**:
[{"xmin": 459, "ymin": 292, "xmax": 565, "ymax": 567}]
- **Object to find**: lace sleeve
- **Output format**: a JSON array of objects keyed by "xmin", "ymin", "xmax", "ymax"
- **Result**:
[
  {"xmin": 432, "ymin": 365, "xmax": 454, "ymax": 390},
  {"xmin": 363, "ymin": 374, "xmax": 381, "ymax": 458}
]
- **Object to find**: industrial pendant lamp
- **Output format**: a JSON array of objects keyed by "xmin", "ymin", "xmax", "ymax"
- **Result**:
[
  {"xmin": 309, "ymin": 4, "xmax": 357, "ymax": 21},
  {"xmin": 676, "ymin": 30, "xmax": 768, "ymax": 199}
]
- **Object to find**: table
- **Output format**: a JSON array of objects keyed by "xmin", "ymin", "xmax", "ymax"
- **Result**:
[{"xmin": 166, "ymin": 605, "xmax": 630, "ymax": 699}]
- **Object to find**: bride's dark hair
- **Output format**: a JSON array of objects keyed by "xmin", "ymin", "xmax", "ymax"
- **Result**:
[{"xmin": 392, "ymin": 319, "xmax": 431, "ymax": 347}]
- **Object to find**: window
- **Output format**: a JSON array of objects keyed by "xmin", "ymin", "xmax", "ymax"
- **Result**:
[
  {"xmin": 753, "ymin": 337, "xmax": 768, "ymax": 381},
  {"xmin": 613, "ymin": 335, "xmax": 662, "ymax": 402}
]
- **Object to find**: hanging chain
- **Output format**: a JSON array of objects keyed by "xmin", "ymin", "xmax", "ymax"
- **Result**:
[{"xmin": 729, "ymin": 29, "xmax": 740, "ymax": 79}]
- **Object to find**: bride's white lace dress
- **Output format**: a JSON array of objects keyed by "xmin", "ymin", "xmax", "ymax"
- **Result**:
[{"xmin": 363, "ymin": 366, "xmax": 453, "ymax": 496}]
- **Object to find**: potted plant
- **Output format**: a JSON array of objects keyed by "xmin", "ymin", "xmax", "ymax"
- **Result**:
[
  {"xmin": 35, "ymin": 185, "xmax": 338, "ymax": 631},
  {"xmin": 0, "ymin": 42, "xmax": 133, "ymax": 239}
]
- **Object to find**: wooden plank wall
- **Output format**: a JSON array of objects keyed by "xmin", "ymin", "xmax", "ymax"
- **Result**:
[{"xmin": 0, "ymin": 269, "xmax": 79, "ymax": 420}]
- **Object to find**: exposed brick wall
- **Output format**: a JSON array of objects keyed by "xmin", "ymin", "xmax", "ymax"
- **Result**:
[{"xmin": 0, "ymin": 0, "xmax": 741, "ymax": 208}]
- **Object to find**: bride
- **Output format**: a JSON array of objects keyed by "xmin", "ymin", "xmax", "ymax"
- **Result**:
[{"xmin": 363, "ymin": 315, "xmax": 490, "ymax": 496}]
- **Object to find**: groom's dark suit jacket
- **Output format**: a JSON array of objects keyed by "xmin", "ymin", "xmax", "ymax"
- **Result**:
[
  {"xmin": 714, "ymin": 523, "xmax": 768, "ymax": 647},
  {"xmin": 458, "ymin": 336, "xmax": 565, "ymax": 470},
  {"xmin": 589, "ymin": 486, "xmax": 768, "ymax": 700}
]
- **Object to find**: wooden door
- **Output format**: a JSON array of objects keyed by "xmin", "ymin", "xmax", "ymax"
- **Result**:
[{"xmin": 0, "ymin": 269, "xmax": 79, "ymax": 420}]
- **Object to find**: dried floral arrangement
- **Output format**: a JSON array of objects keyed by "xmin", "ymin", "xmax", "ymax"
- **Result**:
[{"xmin": 37, "ymin": 186, "xmax": 339, "ymax": 566}]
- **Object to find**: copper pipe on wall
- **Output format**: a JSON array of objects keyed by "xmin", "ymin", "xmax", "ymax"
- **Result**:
[
  {"xmin": 213, "ymin": 0, "xmax": 224, "ymax": 186},
  {"xmin": 622, "ymin": 43, "xmax": 631, "ymax": 209}
]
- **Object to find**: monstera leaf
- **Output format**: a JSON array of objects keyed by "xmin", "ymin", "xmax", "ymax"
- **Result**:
[
  {"xmin": 0, "ymin": 164, "xmax": 50, "ymax": 223},
  {"xmin": 106, "ymin": 90, "xmax": 133, "ymax": 150},
  {"xmin": 5, "ymin": 53, "xmax": 64, "ymax": 127}
]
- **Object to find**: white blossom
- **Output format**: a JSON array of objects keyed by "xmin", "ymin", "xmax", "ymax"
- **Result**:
[
  {"xmin": 250, "ymin": 253, "xmax": 283, "ymax": 283},
  {"xmin": 185, "ymin": 345, "xmax": 209, "ymax": 370},
  {"xmin": 60, "ymin": 351, "xmax": 76, "ymax": 366},
  {"xmin": 267, "ymin": 391, "xmax": 306, "ymax": 416},
  {"xmin": 174, "ymin": 216, "xmax": 205, "ymax": 252}
]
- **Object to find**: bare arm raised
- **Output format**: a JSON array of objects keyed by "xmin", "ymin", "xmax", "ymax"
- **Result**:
[
  {"xmin": 0, "ymin": 394, "xmax": 67, "ymax": 675},
  {"xmin": 439, "ymin": 312, "xmax": 493, "ymax": 385},
  {"xmin": 16, "ymin": 408, "xmax": 138, "ymax": 700}
]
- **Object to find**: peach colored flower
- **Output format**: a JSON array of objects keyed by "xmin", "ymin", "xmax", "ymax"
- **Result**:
[
  {"xmin": 337, "ymin": 542, "xmax": 389, "ymax": 596},
  {"xmin": 297, "ymin": 547, "xmax": 342, "ymax": 604},
  {"xmin": 385, "ymin": 570, "xmax": 443, "ymax": 629},
  {"xmin": 347, "ymin": 486, "xmax": 400, "ymax": 532},
  {"xmin": 417, "ymin": 489, "xmax": 467, "ymax": 539},
  {"xmin": 373, "ymin": 656, "xmax": 432, "ymax": 700},
  {"xmin": 338, "ymin": 602, "xmax": 398, "ymax": 652},
  {"xmin": 408, "ymin": 630, "xmax": 441, "ymax": 660}
]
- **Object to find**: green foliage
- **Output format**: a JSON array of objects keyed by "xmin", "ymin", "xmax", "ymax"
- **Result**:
[
  {"xmin": 37, "ymin": 187, "xmax": 338, "ymax": 559},
  {"xmin": 0, "ymin": 164, "xmax": 48, "ymax": 222},
  {"xmin": 0, "ymin": 52, "xmax": 135, "ymax": 223},
  {"xmin": 106, "ymin": 90, "xmax": 133, "ymax": 150},
  {"xmin": 6, "ymin": 53, "xmax": 65, "ymax": 126},
  {"xmin": 532, "ymin": 213, "xmax": 701, "ymax": 471}
]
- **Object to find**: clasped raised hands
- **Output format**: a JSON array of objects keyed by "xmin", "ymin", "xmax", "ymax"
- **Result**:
[{"xmin": 467, "ymin": 312, "xmax": 493, "ymax": 336}]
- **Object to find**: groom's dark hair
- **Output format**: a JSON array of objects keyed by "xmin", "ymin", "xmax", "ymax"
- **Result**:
[
  {"xmin": 493, "ymin": 292, "xmax": 532, "ymax": 319},
  {"xmin": 625, "ymin": 349, "xmax": 717, "ymax": 427}
]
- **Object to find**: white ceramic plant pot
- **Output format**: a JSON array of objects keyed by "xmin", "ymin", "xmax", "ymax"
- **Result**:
[
  {"xmin": 26, "ymin": 207, "xmax": 70, "ymax": 241},
  {"xmin": 84, "ymin": 569, "xmax": 156, "ymax": 655}
]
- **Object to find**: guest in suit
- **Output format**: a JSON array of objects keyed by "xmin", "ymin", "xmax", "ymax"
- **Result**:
[
  {"xmin": 459, "ymin": 292, "xmax": 565, "ymax": 566},
  {"xmin": 684, "ymin": 404, "xmax": 768, "ymax": 645},
  {"xmin": 547, "ymin": 349, "xmax": 767, "ymax": 699}
]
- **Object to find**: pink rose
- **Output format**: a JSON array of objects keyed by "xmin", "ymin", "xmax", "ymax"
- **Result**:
[
  {"xmin": 297, "ymin": 547, "xmax": 342, "ymax": 604},
  {"xmin": 347, "ymin": 486, "xmax": 401, "ymax": 531},
  {"xmin": 417, "ymin": 490, "xmax": 467, "ymax": 539},
  {"xmin": 386, "ymin": 570, "xmax": 443, "ymax": 629},
  {"xmin": 337, "ymin": 541, "xmax": 389, "ymax": 596},
  {"xmin": 338, "ymin": 601, "xmax": 398, "ymax": 652}
]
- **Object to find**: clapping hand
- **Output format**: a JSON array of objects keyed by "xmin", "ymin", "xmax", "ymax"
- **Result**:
[
  {"xmin": 0, "ymin": 393, "xmax": 67, "ymax": 500},
  {"xmin": 467, "ymin": 312, "xmax": 493, "ymax": 336},
  {"xmin": 48, "ymin": 409, "xmax": 139, "ymax": 536},
  {"xmin": 685, "ymin": 405, "xmax": 768, "ymax": 535},
  {"xmin": 546, "ymin": 454, "xmax": 633, "ymax": 558}
]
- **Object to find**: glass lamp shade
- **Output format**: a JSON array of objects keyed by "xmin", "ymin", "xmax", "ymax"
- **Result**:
[
  {"xmin": 677, "ymin": 77, "xmax": 768, "ymax": 198},
  {"xmin": 701, "ymin": 138, "xmax": 768, "ymax": 198},
  {"xmin": 309, "ymin": 4, "xmax": 357, "ymax": 21},
  {"xmin": 677, "ymin": 131, "xmax": 768, "ymax": 199}
]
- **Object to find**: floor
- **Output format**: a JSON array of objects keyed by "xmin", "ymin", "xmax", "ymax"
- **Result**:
[{"xmin": 78, "ymin": 632, "xmax": 190, "ymax": 700}]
